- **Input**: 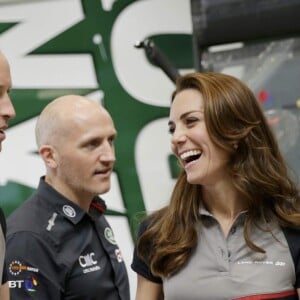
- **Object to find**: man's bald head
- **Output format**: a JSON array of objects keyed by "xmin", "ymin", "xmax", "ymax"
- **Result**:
[{"xmin": 35, "ymin": 95, "xmax": 111, "ymax": 149}]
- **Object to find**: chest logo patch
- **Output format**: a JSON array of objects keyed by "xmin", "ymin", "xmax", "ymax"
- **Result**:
[
  {"xmin": 78, "ymin": 252, "xmax": 101, "ymax": 274},
  {"xmin": 62, "ymin": 205, "xmax": 76, "ymax": 218},
  {"xmin": 104, "ymin": 227, "xmax": 117, "ymax": 245},
  {"xmin": 79, "ymin": 252, "xmax": 98, "ymax": 268}
]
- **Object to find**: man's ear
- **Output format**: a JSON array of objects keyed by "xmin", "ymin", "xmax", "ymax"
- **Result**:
[{"xmin": 39, "ymin": 145, "xmax": 58, "ymax": 169}]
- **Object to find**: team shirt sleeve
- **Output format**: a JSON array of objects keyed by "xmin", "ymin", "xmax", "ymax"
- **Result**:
[{"xmin": 5, "ymin": 232, "xmax": 65, "ymax": 299}]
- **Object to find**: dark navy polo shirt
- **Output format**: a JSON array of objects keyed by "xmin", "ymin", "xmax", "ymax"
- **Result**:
[{"xmin": 6, "ymin": 177, "xmax": 130, "ymax": 299}]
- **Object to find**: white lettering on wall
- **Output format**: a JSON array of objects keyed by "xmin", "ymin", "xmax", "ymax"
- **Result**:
[
  {"xmin": 111, "ymin": 0, "xmax": 192, "ymax": 106},
  {"xmin": 0, "ymin": 0, "xmax": 97, "ymax": 88}
]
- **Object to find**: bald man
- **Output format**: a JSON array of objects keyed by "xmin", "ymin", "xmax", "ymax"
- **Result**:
[
  {"xmin": 5, "ymin": 96, "xmax": 130, "ymax": 299},
  {"xmin": 0, "ymin": 51, "xmax": 16, "ymax": 300}
]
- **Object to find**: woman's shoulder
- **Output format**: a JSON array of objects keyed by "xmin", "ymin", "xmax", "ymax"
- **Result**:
[
  {"xmin": 282, "ymin": 226, "xmax": 300, "ymax": 241},
  {"xmin": 281, "ymin": 226, "xmax": 300, "ymax": 267},
  {"xmin": 136, "ymin": 206, "xmax": 169, "ymax": 237}
]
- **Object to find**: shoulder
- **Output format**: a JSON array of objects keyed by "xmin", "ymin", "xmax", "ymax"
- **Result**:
[
  {"xmin": 6, "ymin": 195, "xmax": 45, "ymax": 236},
  {"xmin": 132, "ymin": 214, "xmax": 163, "ymax": 284},
  {"xmin": 6, "ymin": 213, "xmax": 80, "ymax": 268},
  {"xmin": 6, "ymin": 195, "xmax": 72, "ymax": 251},
  {"xmin": 282, "ymin": 226, "xmax": 300, "ymax": 267},
  {"xmin": 282, "ymin": 227, "xmax": 300, "ymax": 252},
  {"xmin": 135, "ymin": 215, "xmax": 156, "ymax": 240},
  {"xmin": 136, "ymin": 207, "xmax": 168, "ymax": 237}
]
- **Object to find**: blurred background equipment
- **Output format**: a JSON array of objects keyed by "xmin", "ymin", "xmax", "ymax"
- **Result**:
[
  {"xmin": 191, "ymin": 0, "xmax": 300, "ymax": 179},
  {"xmin": 190, "ymin": 0, "xmax": 300, "ymax": 71}
]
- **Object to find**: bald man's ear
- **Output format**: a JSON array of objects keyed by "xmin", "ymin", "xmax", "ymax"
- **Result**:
[{"xmin": 39, "ymin": 145, "xmax": 58, "ymax": 169}]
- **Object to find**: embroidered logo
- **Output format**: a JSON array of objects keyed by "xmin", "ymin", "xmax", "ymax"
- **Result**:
[
  {"xmin": 104, "ymin": 227, "xmax": 117, "ymax": 245},
  {"xmin": 9, "ymin": 260, "xmax": 39, "ymax": 276},
  {"xmin": 62, "ymin": 205, "xmax": 76, "ymax": 218},
  {"xmin": 24, "ymin": 275, "xmax": 38, "ymax": 293},
  {"xmin": 79, "ymin": 252, "xmax": 97, "ymax": 268},
  {"xmin": 46, "ymin": 212, "xmax": 58, "ymax": 231},
  {"xmin": 115, "ymin": 249, "xmax": 124, "ymax": 263},
  {"xmin": 8, "ymin": 275, "xmax": 39, "ymax": 291},
  {"xmin": 78, "ymin": 252, "xmax": 100, "ymax": 274},
  {"xmin": 237, "ymin": 260, "xmax": 286, "ymax": 266}
]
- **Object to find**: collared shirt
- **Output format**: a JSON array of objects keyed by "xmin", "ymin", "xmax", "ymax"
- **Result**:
[
  {"xmin": 132, "ymin": 207, "xmax": 298, "ymax": 300},
  {"xmin": 6, "ymin": 177, "xmax": 130, "ymax": 300}
]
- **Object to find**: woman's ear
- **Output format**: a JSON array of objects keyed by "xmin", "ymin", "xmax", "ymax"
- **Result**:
[{"xmin": 39, "ymin": 145, "xmax": 58, "ymax": 169}]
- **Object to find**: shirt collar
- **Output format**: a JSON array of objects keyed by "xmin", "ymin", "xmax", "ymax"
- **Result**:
[
  {"xmin": 199, "ymin": 202, "xmax": 248, "ymax": 224},
  {"xmin": 37, "ymin": 177, "xmax": 106, "ymax": 224}
]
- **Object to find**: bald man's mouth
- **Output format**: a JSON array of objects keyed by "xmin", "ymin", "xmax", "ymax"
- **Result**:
[{"xmin": 94, "ymin": 168, "xmax": 112, "ymax": 177}]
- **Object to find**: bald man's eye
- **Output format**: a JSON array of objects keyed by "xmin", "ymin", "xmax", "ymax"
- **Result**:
[{"xmin": 86, "ymin": 139, "xmax": 101, "ymax": 149}]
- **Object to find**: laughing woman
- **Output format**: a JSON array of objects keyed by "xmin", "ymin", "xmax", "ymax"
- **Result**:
[{"xmin": 131, "ymin": 72, "xmax": 300, "ymax": 300}]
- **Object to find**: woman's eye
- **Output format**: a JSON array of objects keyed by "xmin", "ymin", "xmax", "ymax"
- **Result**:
[{"xmin": 186, "ymin": 117, "xmax": 198, "ymax": 125}]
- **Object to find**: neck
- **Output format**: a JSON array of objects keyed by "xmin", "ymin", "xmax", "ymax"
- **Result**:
[
  {"xmin": 45, "ymin": 175, "xmax": 93, "ymax": 212},
  {"xmin": 202, "ymin": 182, "xmax": 246, "ymax": 236}
]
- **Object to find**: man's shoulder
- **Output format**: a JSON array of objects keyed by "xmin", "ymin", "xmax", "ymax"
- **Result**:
[{"xmin": 6, "ymin": 193, "xmax": 50, "ymax": 236}]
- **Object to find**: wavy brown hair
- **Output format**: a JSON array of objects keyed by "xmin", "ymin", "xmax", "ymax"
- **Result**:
[{"xmin": 137, "ymin": 72, "xmax": 300, "ymax": 278}]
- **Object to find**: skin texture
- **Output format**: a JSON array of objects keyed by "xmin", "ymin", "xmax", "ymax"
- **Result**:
[
  {"xmin": 135, "ymin": 275, "xmax": 163, "ymax": 300},
  {"xmin": 0, "ymin": 282, "xmax": 9, "ymax": 300},
  {"xmin": 0, "ymin": 52, "xmax": 16, "ymax": 151},
  {"xmin": 169, "ymin": 88, "xmax": 231, "ymax": 187},
  {"xmin": 0, "ymin": 51, "xmax": 15, "ymax": 300},
  {"xmin": 169, "ymin": 88, "xmax": 244, "ymax": 234},
  {"xmin": 36, "ymin": 95, "xmax": 117, "ymax": 211}
]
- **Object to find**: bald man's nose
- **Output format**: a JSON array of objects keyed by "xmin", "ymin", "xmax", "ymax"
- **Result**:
[{"xmin": 100, "ymin": 142, "xmax": 115, "ymax": 162}]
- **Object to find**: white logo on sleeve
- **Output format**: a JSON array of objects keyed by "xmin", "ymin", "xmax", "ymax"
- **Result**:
[
  {"xmin": 104, "ymin": 227, "xmax": 117, "ymax": 245},
  {"xmin": 115, "ymin": 249, "xmax": 124, "ymax": 263}
]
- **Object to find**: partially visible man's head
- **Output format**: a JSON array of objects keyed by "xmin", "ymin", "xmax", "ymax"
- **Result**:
[{"xmin": 0, "ymin": 51, "xmax": 16, "ymax": 151}]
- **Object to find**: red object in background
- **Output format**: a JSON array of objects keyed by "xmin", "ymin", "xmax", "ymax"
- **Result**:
[{"xmin": 258, "ymin": 90, "xmax": 270, "ymax": 104}]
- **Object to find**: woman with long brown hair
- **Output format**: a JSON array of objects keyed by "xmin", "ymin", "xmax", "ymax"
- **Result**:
[{"xmin": 132, "ymin": 72, "xmax": 300, "ymax": 300}]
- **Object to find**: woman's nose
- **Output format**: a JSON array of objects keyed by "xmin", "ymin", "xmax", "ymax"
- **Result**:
[{"xmin": 171, "ymin": 127, "xmax": 187, "ymax": 145}]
